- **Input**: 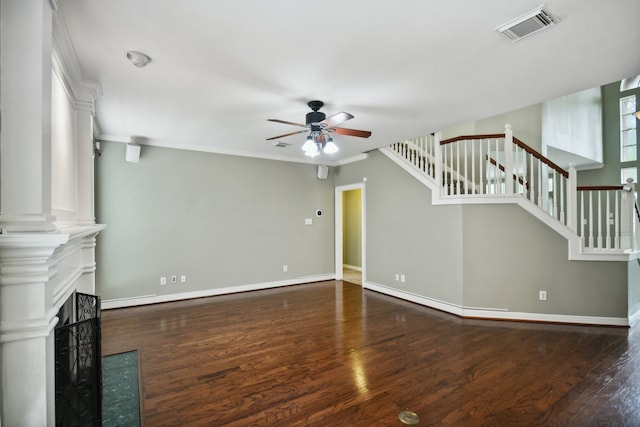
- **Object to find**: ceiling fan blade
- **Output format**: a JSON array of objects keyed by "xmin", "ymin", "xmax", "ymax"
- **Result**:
[
  {"xmin": 319, "ymin": 112, "xmax": 353, "ymax": 128},
  {"xmin": 267, "ymin": 118, "xmax": 308, "ymax": 128},
  {"xmin": 330, "ymin": 127, "xmax": 372, "ymax": 138},
  {"xmin": 266, "ymin": 129, "xmax": 308, "ymax": 141}
]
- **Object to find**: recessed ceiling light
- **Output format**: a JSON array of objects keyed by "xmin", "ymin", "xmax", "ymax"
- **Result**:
[{"xmin": 126, "ymin": 51, "xmax": 151, "ymax": 68}]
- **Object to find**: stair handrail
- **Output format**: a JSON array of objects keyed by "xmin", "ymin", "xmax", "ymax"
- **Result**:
[
  {"xmin": 440, "ymin": 133, "xmax": 506, "ymax": 144},
  {"xmin": 385, "ymin": 126, "xmax": 639, "ymax": 254},
  {"xmin": 440, "ymin": 134, "xmax": 569, "ymax": 178},
  {"xmin": 512, "ymin": 137, "xmax": 569, "ymax": 178},
  {"xmin": 576, "ymin": 185, "xmax": 626, "ymax": 250},
  {"xmin": 486, "ymin": 154, "xmax": 530, "ymax": 190}
]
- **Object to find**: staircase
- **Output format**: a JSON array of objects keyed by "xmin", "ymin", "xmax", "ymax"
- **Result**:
[{"xmin": 380, "ymin": 125, "xmax": 640, "ymax": 261}]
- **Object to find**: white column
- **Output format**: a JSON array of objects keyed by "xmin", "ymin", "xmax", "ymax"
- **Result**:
[
  {"xmin": 621, "ymin": 179, "xmax": 636, "ymax": 251},
  {"xmin": 0, "ymin": 234, "xmax": 69, "ymax": 427},
  {"xmin": 504, "ymin": 124, "xmax": 514, "ymax": 196},
  {"xmin": 434, "ymin": 132, "xmax": 443, "ymax": 194},
  {"xmin": 0, "ymin": 0, "xmax": 56, "ymax": 232},
  {"xmin": 76, "ymin": 232, "xmax": 101, "ymax": 295},
  {"xmin": 76, "ymin": 107, "xmax": 96, "ymax": 225},
  {"xmin": 566, "ymin": 164, "xmax": 578, "ymax": 233}
]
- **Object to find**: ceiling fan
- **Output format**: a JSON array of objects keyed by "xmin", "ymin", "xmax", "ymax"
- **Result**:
[{"xmin": 267, "ymin": 100, "xmax": 372, "ymax": 156}]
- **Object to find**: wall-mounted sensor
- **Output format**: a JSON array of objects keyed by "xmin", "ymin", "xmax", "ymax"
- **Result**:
[{"xmin": 316, "ymin": 210, "xmax": 322, "ymax": 217}]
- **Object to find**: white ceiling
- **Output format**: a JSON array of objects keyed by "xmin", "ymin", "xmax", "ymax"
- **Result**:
[{"xmin": 58, "ymin": 0, "xmax": 640, "ymax": 165}]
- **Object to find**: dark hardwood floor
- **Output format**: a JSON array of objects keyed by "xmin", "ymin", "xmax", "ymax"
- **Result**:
[{"xmin": 101, "ymin": 281, "xmax": 640, "ymax": 426}]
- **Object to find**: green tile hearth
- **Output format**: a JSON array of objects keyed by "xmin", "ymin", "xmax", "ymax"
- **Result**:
[{"xmin": 102, "ymin": 350, "xmax": 140, "ymax": 427}]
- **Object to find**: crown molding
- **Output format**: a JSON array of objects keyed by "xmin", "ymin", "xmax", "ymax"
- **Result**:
[{"xmin": 52, "ymin": 8, "xmax": 102, "ymax": 114}]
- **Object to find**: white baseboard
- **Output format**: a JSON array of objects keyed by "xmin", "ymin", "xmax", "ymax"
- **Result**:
[
  {"xmin": 102, "ymin": 274, "xmax": 335, "ymax": 309},
  {"xmin": 364, "ymin": 281, "xmax": 465, "ymax": 316},
  {"xmin": 364, "ymin": 281, "xmax": 629, "ymax": 327},
  {"xmin": 343, "ymin": 264, "xmax": 362, "ymax": 271},
  {"xmin": 629, "ymin": 309, "xmax": 640, "ymax": 326}
]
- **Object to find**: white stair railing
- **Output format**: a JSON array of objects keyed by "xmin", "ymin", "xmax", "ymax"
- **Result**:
[
  {"xmin": 576, "ymin": 180, "xmax": 638, "ymax": 252},
  {"xmin": 439, "ymin": 133, "xmax": 506, "ymax": 196},
  {"xmin": 386, "ymin": 125, "xmax": 640, "ymax": 255},
  {"xmin": 389, "ymin": 134, "xmax": 437, "ymax": 180}
]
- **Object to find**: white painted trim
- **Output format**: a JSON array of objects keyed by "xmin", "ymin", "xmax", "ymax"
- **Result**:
[
  {"xmin": 629, "ymin": 309, "xmax": 640, "ymax": 326},
  {"xmin": 364, "ymin": 280, "xmax": 629, "ymax": 327},
  {"xmin": 52, "ymin": 13, "xmax": 101, "ymax": 112},
  {"xmin": 379, "ymin": 147, "xmax": 640, "ymax": 262},
  {"xmin": 365, "ymin": 281, "xmax": 465, "ymax": 316},
  {"xmin": 96, "ymin": 135, "xmax": 368, "ymax": 167},
  {"xmin": 463, "ymin": 309, "xmax": 629, "ymax": 326},
  {"xmin": 343, "ymin": 264, "xmax": 362, "ymax": 271},
  {"xmin": 379, "ymin": 147, "xmax": 434, "ymax": 189},
  {"xmin": 102, "ymin": 274, "xmax": 335, "ymax": 309}
]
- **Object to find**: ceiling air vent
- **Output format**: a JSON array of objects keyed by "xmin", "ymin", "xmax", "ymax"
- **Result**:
[
  {"xmin": 272, "ymin": 141, "xmax": 290, "ymax": 148},
  {"xmin": 496, "ymin": 5, "xmax": 560, "ymax": 42}
]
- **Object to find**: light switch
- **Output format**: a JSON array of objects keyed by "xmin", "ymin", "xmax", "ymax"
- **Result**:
[{"xmin": 305, "ymin": 218, "xmax": 312, "ymax": 225}]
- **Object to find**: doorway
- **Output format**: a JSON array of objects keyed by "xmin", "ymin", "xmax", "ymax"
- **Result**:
[{"xmin": 335, "ymin": 183, "xmax": 365, "ymax": 285}]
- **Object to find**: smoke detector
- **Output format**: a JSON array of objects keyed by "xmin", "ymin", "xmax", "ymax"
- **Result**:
[
  {"xmin": 126, "ymin": 51, "xmax": 152, "ymax": 68},
  {"xmin": 496, "ymin": 5, "xmax": 560, "ymax": 42}
]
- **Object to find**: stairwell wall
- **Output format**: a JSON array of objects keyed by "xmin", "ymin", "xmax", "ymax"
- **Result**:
[
  {"xmin": 462, "ymin": 204, "xmax": 627, "ymax": 318},
  {"xmin": 337, "ymin": 150, "xmax": 630, "ymax": 322},
  {"xmin": 629, "ymin": 259, "xmax": 640, "ymax": 319}
]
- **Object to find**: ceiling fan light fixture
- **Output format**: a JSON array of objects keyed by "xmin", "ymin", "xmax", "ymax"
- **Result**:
[
  {"xmin": 302, "ymin": 135, "xmax": 316, "ymax": 153},
  {"xmin": 323, "ymin": 138, "xmax": 339, "ymax": 154},
  {"xmin": 304, "ymin": 145, "xmax": 320, "ymax": 157},
  {"xmin": 126, "ymin": 51, "xmax": 152, "ymax": 68}
]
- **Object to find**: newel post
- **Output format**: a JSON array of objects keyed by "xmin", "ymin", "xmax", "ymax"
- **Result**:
[
  {"xmin": 621, "ymin": 178, "xmax": 637, "ymax": 251},
  {"xmin": 434, "ymin": 131, "xmax": 443, "ymax": 194},
  {"xmin": 504, "ymin": 124, "xmax": 514, "ymax": 195},
  {"xmin": 566, "ymin": 163, "xmax": 578, "ymax": 233}
]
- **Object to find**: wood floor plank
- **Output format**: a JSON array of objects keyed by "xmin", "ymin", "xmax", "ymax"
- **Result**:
[{"xmin": 101, "ymin": 281, "xmax": 639, "ymax": 426}]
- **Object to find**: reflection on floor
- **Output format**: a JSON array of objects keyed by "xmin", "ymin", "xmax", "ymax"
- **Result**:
[{"xmin": 342, "ymin": 267, "xmax": 362, "ymax": 285}]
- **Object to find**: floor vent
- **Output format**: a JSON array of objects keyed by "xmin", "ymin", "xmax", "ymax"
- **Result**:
[{"xmin": 496, "ymin": 5, "xmax": 560, "ymax": 42}]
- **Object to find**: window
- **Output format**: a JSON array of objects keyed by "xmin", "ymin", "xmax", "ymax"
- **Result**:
[
  {"xmin": 621, "ymin": 166, "xmax": 638, "ymax": 185},
  {"xmin": 620, "ymin": 95, "xmax": 637, "ymax": 162}
]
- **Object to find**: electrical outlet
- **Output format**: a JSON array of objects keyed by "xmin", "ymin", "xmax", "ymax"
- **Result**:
[
  {"xmin": 539, "ymin": 290, "xmax": 547, "ymax": 301},
  {"xmin": 180, "ymin": 275, "xmax": 187, "ymax": 284},
  {"xmin": 160, "ymin": 276, "xmax": 167, "ymax": 286},
  {"xmin": 400, "ymin": 274, "xmax": 406, "ymax": 283},
  {"xmin": 171, "ymin": 275, "xmax": 177, "ymax": 284},
  {"xmin": 395, "ymin": 273, "xmax": 400, "ymax": 281},
  {"xmin": 283, "ymin": 265, "xmax": 288, "ymax": 272}
]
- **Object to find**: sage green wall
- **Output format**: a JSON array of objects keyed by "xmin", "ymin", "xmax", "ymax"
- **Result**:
[
  {"xmin": 441, "ymin": 104, "xmax": 543, "ymax": 150},
  {"xmin": 475, "ymin": 104, "xmax": 543, "ymax": 150},
  {"xmin": 95, "ymin": 141, "xmax": 335, "ymax": 300},
  {"xmin": 336, "ymin": 150, "xmax": 630, "ymax": 318},
  {"xmin": 442, "ymin": 80, "xmax": 640, "ymax": 187},
  {"xmin": 335, "ymin": 151, "xmax": 465, "ymax": 306},
  {"xmin": 629, "ymin": 259, "xmax": 640, "ymax": 317},
  {"xmin": 462, "ymin": 205, "xmax": 628, "ymax": 317},
  {"xmin": 578, "ymin": 82, "xmax": 640, "ymax": 186},
  {"xmin": 342, "ymin": 189, "xmax": 362, "ymax": 268}
]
